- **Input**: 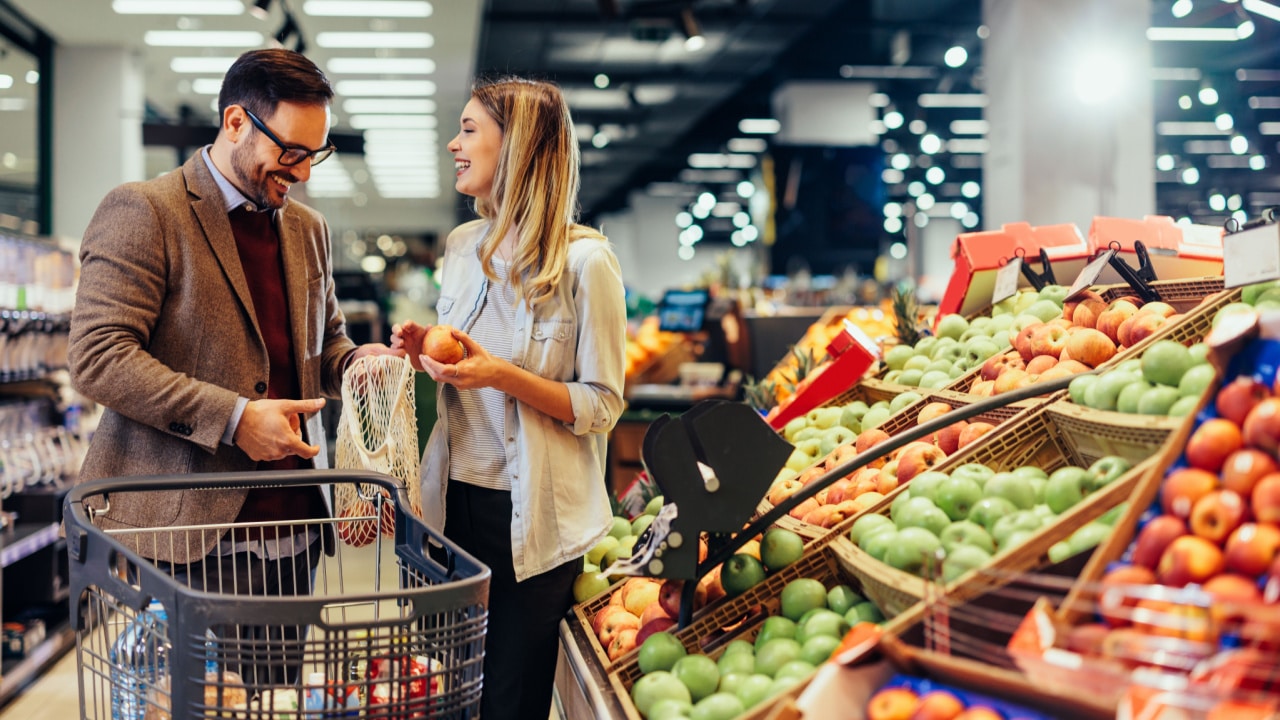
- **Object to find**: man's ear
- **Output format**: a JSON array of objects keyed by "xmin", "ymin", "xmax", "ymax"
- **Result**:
[{"xmin": 223, "ymin": 105, "xmax": 248, "ymax": 141}]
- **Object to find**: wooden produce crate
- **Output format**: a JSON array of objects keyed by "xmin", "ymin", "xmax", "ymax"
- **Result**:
[
  {"xmin": 1100, "ymin": 281, "xmax": 1238, "ymax": 369},
  {"xmin": 605, "ymin": 541, "xmax": 865, "ymax": 720},
  {"xmin": 831, "ymin": 400, "xmax": 1174, "ymax": 618}
]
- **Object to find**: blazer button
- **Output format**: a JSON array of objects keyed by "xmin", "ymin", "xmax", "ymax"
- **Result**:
[
  {"xmin": 169, "ymin": 422, "xmax": 180, "ymax": 433},
  {"xmin": 255, "ymin": 382, "xmax": 268, "ymax": 394}
]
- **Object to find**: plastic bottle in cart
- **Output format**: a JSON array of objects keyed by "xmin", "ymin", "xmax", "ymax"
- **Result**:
[{"xmin": 108, "ymin": 600, "xmax": 169, "ymax": 720}]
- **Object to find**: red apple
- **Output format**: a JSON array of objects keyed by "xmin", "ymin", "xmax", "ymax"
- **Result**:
[
  {"xmin": 1013, "ymin": 324, "xmax": 1041, "ymax": 362},
  {"xmin": 1202, "ymin": 574, "xmax": 1263, "ymax": 627},
  {"xmin": 958, "ymin": 422, "xmax": 995, "ymax": 448},
  {"xmin": 867, "ymin": 688, "xmax": 919, "ymax": 720},
  {"xmin": 788, "ymin": 497, "xmax": 822, "ymax": 520},
  {"xmin": 1025, "ymin": 354, "xmax": 1058, "ymax": 376},
  {"xmin": 634, "ymin": 617, "xmax": 677, "ymax": 648},
  {"xmin": 1157, "ymin": 535, "xmax": 1226, "ymax": 587},
  {"xmin": 1216, "ymin": 377, "xmax": 1272, "ymax": 427},
  {"xmin": 1138, "ymin": 302, "xmax": 1177, "ymax": 319},
  {"xmin": 1029, "ymin": 324, "xmax": 1069, "ymax": 358},
  {"xmin": 1189, "ymin": 489, "xmax": 1248, "ymax": 544},
  {"xmin": 896, "ymin": 444, "xmax": 948, "ymax": 483},
  {"xmin": 638, "ymin": 601, "xmax": 672, "ymax": 629},
  {"xmin": 1131, "ymin": 515, "xmax": 1189, "ymax": 570},
  {"xmin": 657, "ymin": 578, "xmax": 687, "ymax": 618},
  {"xmin": 970, "ymin": 380, "xmax": 996, "ymax": 397},
  {"xmin": 916, "ymin": 402, "xmax": 954, "ymax": 426},
  {"xmin": 824, "ymin": 477, "xmax": 856, "ymax": 506},
  {"xmin": 1242, "ymin": 398, "xmax": 1280, "ymax": 455},
  {"xmin": 594, "ymin": 605, "xmax": 640, "ymax": 646},
  {"xmin": 767, "ymin": 477, "xmax": 805, "ymax": 506},
  {"xmin": 1224, "ymin": 522, "xmax": 1280, "ymax": 577},
  {"xmin": 606, "ymin": 627, "xmax": 638, "ymax": 660},
  {"xmin": 1185, "ymin": 418, "xmax": 1244, "ymax": 473},
  {"xmin": 933, "ymin": 421, "xmax": 967, "ymax": 455},
  {"xmin": 824, "ymin": 442, "xmax": 859, "ymax": 470},
  {"xmin": 1126, "ymin": 313, "xmax": 1171, "ymax": 347},
  {"xmin": 1252, "ymin": 474, "xmax": 1280, "ymax": 524},
  {"xmin": 910, "ymin": 690, "xmax": 964, "ymax": 720},
  {"xmin": 1039, "ymin": 359, "xmax": 1091, "ymax": 381},
  {"xmin": 1221, "ymin": 449, "xmax": 1278, "ymax": 498},
  {"xmin": 993, "ymin": 368, "xmax": 1031, "ymax": 394},
  {"xmin": 1097, "ymin": 564, "xmax": 1158, "ymax": 627},
  {"xmin": 856, "ymin": 428, "xmax": 892, "ymax": 465},
  {"xmin": 1161, "ymin": 467, "xmax": 1219, "ymax": 518},
  {"xmin": 621, "ymin": 577, "xmax": 662, "ymax": 616},
  {"xmin": 981, "ymin": 352, "xmax": 1025, "ymax": 382}
]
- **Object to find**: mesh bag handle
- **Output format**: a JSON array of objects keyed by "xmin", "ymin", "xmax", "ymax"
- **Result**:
[{"xmin": 333, "ymin": 354, "xmax": 421, "ymax": 546}]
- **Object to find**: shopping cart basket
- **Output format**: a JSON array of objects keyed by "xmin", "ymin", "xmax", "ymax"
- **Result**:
[{"xmin": 65, "ymin": 470, "xmax": 490, "ymax": 719}]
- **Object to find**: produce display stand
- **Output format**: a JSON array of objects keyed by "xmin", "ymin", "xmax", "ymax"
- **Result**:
[{"xmin": 1087, "ymin": 215, "xmax": 1224, "ymax": 286}]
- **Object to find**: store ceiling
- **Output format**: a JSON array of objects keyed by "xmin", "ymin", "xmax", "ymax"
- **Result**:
[{"xmin": 5, "ymin": 0, "xmax": 1280, "ymax": 249}]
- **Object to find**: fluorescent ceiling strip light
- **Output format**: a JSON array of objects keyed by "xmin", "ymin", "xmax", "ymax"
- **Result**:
[
  {"xmin": 727, "ymin": 138, "xmax": 767, "ymax": 153},
  {"xmin": 1260, "ymin": 122, "xmax": 1280, "ymax": 134},
  {"xmin": 688, "ymin": 153, "xmax": 728, "ymax": 169},
  {"xmin": 364, "ymin": 130, "xmax": 438, "ymax": 143},
  {"xmin": 1207, "ymin": 155, "xmax": 1254, "ymax": 168},
  {"xmin": 378, "ymin": 190, "xmax": 440, "ymax": 198},
  {"xmin": 1239, "ymin": 69, "xmax": 1280, "ymax": 81},
  {"xmin": 1249, "ymin": 97, "xmax": 1280, "ymax": 109},
  {"xmin": 738, "ymin": 118, "xmax": 780, "ymax": 134},
  {"xmin": 191, "ymin": 78, "xmax": 223, "ymax": 95},
  {"xmin": 336, "ymin": 80, "xmax": 436, "ymax": 97},
  {"xmin": 1150, "ymin": 67, "xmax": 1202, "ymax": 81},
  {"xmin": 950, "ymin": 120, "xmax": 989, "ymax": 135},
  {"xmin": 946, "ymin": 139, "xmax": 990, "ymax": 153},
  {"xmin": 1184, "ymin": 140, "xmax": 1233, "ymax": 153},
  {"xmin": 918, "ymin": 93, "xmax": 988, "ymax": 108},
  {"xmin": 1146, "ymin": 27, "xmax": 1242, "ymax": 41},
  {"xmin": 114, "ymin": 0, "xmax": 242, "ymax": 14},
  {"xmin": 839, "ymin": 65, "xmax": 937, "ymax": 79},
  {"xmin": 343, "ymin": 99, "xmax": 436, "ymax": 114},
  {"xmin": 170, "ymin": 57, "xmax": 238, "ymax": 74},
  {"xmin": 348, "ymin": 115, "xmax": 438, "ymax": 130},
  {"xmin": 0, "ymin": 99, "xmax": 26, "ymax": 111},
  {"xmin": 304, "ymin": 0, "xmax": 432, "ymax": 17},
  {"xmin": 327, "ymin": 58, "xmax": 436, "ymax": 75},
  {"xmin": 144, "ymin": 31, "xmax": 263, "ymax": 47},
  {"xmin": 1157, "ymin": 121, "xmax": 1229, "ymax": 135},
  {"xmin": 316, "ymin": 32, "xmax": 433, "ymax": 49},
  {"xmin": 1243, "ymin": 0, "xmax": 1280, "ymax": 21}
]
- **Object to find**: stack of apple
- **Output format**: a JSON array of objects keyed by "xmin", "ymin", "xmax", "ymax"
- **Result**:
[
  {"xmin": 1066, "ymin": 340, "xmax": 1212, "ymax": 416},
  {"xmin": 880, "ymin": 286, "xmax": 1071, "ymax": 392},
  {"xmin": 1083, "ymin": 365, "xmax": 1280, "ymax": 647},
  {"xmin": 778, "ymin": 393, "xmax": 925, "ymax": 473},
  {"xmin": 865, "ymin": 682, "xmax": 1040, "ymax": 720},
  {"xmin": 628, "ymin": 578, "xmax": 881, "ymax": 719},
  {"xmin": 848, "ymin": 455, "xmax": 1132, "ymax": 583},
  {"xmin": 764, "ymin": 400, "xmax": 998, "ymax": 530},
  {"xmin": 575, "ymin": 495, "xmax": 667, "ymax": 602},
  {"xmin": 586, "ymin": 527, "xmax": 807, "ymax": 663}
]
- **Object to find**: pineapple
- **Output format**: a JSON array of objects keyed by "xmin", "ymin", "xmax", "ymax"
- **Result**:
[
  {"xmin": 742, "ymin": 375, "xmax": 778, "ymax": 412},
  {"xmin": 892, "ymin": 286, "xmax": 923, "ymax": 348}
]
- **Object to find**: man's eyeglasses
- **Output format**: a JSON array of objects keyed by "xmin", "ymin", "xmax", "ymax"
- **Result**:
[{"xmin": 243, "ymin": 107, "xmax": 336, "ymax": 167}]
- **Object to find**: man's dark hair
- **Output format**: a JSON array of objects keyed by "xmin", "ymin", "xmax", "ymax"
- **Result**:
[{"xmin": 217, "ymin": 48, "xmax": 333, "ymax": 121}]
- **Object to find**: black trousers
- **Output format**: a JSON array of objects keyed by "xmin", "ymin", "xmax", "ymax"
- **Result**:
[{"xmin": 443, "ymin": 480, "xmax": 579, "ymax": 720}]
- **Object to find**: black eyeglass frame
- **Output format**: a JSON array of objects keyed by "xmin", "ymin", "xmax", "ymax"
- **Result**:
[{"xmin": 242, "ymin": 107, "xmax": 336, "ymax": 167}]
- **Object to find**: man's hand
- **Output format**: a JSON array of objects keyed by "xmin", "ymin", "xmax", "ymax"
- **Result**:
[
  {"xmin": 351, "ymin": 342, "xmax": 406, "ymax": 363},
  {"xmin": 234, "ymin": 398, "xmax": 326, "ymax": 462},
  {"xmin": 390, "ymin": 320, "xmax": 431, "ymax": 372}
]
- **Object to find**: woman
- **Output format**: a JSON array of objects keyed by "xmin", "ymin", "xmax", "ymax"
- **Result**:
[{"xmin": 391, "ymin": 76, "xmax": 627, "ymax": 720}]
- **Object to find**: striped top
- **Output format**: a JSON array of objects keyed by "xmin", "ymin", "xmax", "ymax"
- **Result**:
[{"xmin": 445, "ymin": 258, "xmax": 516, "ymax": 491}]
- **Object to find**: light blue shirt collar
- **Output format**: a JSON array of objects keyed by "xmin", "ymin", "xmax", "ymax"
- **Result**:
[{"xmin": 200, "ymin": 146, "xmax": 260, "ymax": 213}]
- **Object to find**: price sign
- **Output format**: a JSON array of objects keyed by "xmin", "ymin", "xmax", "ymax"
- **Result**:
[
  {"xmin": 992, "ymin": 257, "xmax": 1022, "ymax": 305},
  {"xmin": 1065, "ymin": 249, "xmax": 1116, "ymax": 302},
  {"xmin": 1224, "ymin": 223, "xmax": 1280, "ymax": 289}
]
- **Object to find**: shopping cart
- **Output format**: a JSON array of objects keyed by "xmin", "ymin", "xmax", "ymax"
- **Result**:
[{"xmin": 65, "ymin": 470, "xmax": 490, "ymax": 719}]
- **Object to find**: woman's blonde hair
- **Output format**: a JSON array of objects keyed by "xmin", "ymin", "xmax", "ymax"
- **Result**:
[{"xmin": 469, "ymin": 76, "xmax": 604, "ymax": 308}]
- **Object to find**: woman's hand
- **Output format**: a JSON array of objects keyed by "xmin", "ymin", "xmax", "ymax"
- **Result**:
[
  {"xmin": 390, "ymin": 320, "xmax": 431, "ymax": 372},
  {"xmin": 419, "ymin": 328, "xmax": 506, "ymax": 391}
]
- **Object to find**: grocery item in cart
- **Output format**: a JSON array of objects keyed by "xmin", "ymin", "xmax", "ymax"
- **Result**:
[{"xmin": 111, "ymin": 600, "xmax": 168, "ymax": 720}]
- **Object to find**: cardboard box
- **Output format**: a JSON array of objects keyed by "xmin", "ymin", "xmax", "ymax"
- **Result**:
[{"xmin": 1087, "ymin": 215, "xmax": 1223, "ymax": 284}]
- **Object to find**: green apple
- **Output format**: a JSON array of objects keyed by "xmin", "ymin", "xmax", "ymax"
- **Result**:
[
  {"xmin": 990, "ymin": 510, "xmax": 1045, "ymax": 547},
  {"xmin": 1086, "ymin": 456, "xmax": 1131, "ymax": 492},
  {"xmin": 951, "ymin": 463, "xmax": 996, "ymax": 487},
  {"xmin": 1244, "ymin": 280, "xmax": 1280, "ymax": 305},
  {"xmin": 938, "ymin": 520, "xmax": 996, "ymax": 554},
  {"xmin": 883, "ymin": 370, "xmax": 903, "ymax": 385},
  {"xmin": 689, "ymin": 692, "xmax": 745, "ymax": 720},
  {"xmin": 967, "ymin": 496, "xmax": 1019, "ymax": 531},
  {"xmin": 1214, "ymin": 303, "xmax": 1256, "ymax": 328},
  {"xmin": 720, "ymin": 554, "xmax": 767, "ymax": 597},
  {"xmin": 760, "ymin": 528, "xmax": 806, "ymax": 573},
  {"xmin": 930, "ymin": 343, "xmax": 965, "ymax": 364},
  {"xmin": 962, "ymin": 338, "xmax": 1001, "ymax": 368},
  {"xmin": 934, "ymin": 477, "xmax": 985, "ymax": 521},
  {"xmin": 632, "ymin": 671, "xmax": 693, "ymax": 718},
  {"xmin": 1044, "ymin": 466, "xmax": 1090, "ymax": 514},
  {"xmin": 587, "ymin": 535, "xmax": 619, "ymax": 565},
  {"xmin": 883, "ymin": 526, "xmax": 943, "ymax": 575},
  {"xmin": 1116, "ymin": 380, "xmax": 1153, "ymax": 414},
  {"xmin": 1116, "ymin": 358, "xmax": 1142, "ymax": 374},
  {"xmin": 893, "ymin": 497, "xmax": 951, "ymax": 536},
  {"xmin": 859, "ymin": 528, "xmax": 898, "ymax": 561},
  {"xmin": 839, "ymin": 404, "xmax": 866, "ymax": 433},
  {"xmin": 649, "ymin": 698, "xmax": 696, "ymax": 720},
  {"xmin": 1065, "ymin": 521, "xmax": 1112, "ymax": 555},
  {"xmin": 800, "ymin": 635, "xmax": 841, "ymax": 666},
  {"xmin": 1141, "ymin": 340, "xmax": 1195, "ymax": 388},
  {"xmin": 782, "ymin": 417, "xmax": 808, "ymax": 443},
  {"xmin": 753, "ymin": 638, "xmax": 803, "ymax": 678},
  {"xmin": 573, "ymin": 571, "xmax": 613, "ymax": 603},
  {"xmin": 609, "ymin": 516, "xmax": 631, "ymax": 539},
  {"xmin": 920, "ymin": 371, "xmax": 953, "ymax": 390},
  {"xmin": 889, "ymin": 490, "xmax": 913, "ymax": 523},
  {"xmin": 890, "ymin": 391, "xmax": 924, "ymax": 414},
  {"xmin": 722, "ymin": 640, "xmax": 755, "ymax": 658},
  {"xmin": 717, "ymin": 651, "xmax": 755, "ymax": 678},
  {"xmin": 583, "ymin": 560, "xmax": 598, "ymax": 573},
  {"xmin": 819, "ymin": 426, "xmax": 856, "ymax": 456},
  {"xmin": 885, "ymin": 344, "xmax": 916, "ymax": 371},
  {"xmin": 1177, "ymin": 363, "xmax": 1216, "ymax": 398},
  {"xmin": 1047, "ymin": 540, "xmax": 1075, "ymax": 564},
  {"xmin": 1084, "ymin": 370, "xmax": 1141, "ymax": 411},
  {"xmin": 1138, "ymin": 385, "xmax": 1182, "ymax": 416},
  {"xmin": 796, "ymin": 609, "xmax": 849, "ymax": 644},
  {"xmin": 845, "ymin": 601, "xmax": 884, "ymax": 626},
  {"xmin": 1187, "ymin": 342, "xmax": 1210, "ymax": 364},
  {"xmin": 808, "ymin": 406, "xmax": 844, "ymax": 430},
  {"xmin": 826, "ymin": 585, "xmax": 864, "ymax": 616},
  {"xmin": 906, "ymin": 471, "xmax": 950, "ymax": 502},
  {"xmin": 645, "ymin": 494, "xmax": 665, "ymax": 516},
  {"xmin": 1024, "ymin": 299, "xmax": 1065, "ymax": 323},
  {"xmin": 632, "ymin": 513, "xmax": 656, "ymax": 538},
  {"xmin": 1169, "ymin": 395, "xmax": 1200, "ymax": 417},
  {"xmin": 992, "ymin": 296, "xmax": 1017, "ymax": 316},
  {"xmin": 1032, "ymin": 503, "xmax": 1056, "ymax": 522},
  {"xmin": 755, "ymin": 616, "xmax": 798, "ymax": 648},
  {"xmin": 1069, "ymin": 374, "xmax": 1099, "ymax": 405},
  {"xmin": 672, "ymin": 654, "xmax": 720, "ymax": 702},
  {"xmin": 1013, "ymin": 466, "xmax": 1048, "ymax": 482},
  {"xmin": 792, "ymin": 427, "xmax": 822, "ymax": 445},
  {"xmin": 999, "ymin": 529, "xmax": 1039, "ymax": 551},
  {"xmin": 773, "ymin": 660, "xmax": 817, "ymax": 684},
  {"xmin": 734, "ymin": 674, "xmax": 775, "ymax": 710},
  {"xmin": 780, "ymin": 578, "xmax": 829, "ymax": 622},
  {"xmin": 861, "ymin": 406, "xmax": 892, "ymax": 430},
  {"xmin": 904, "ymin": 354, "xmax": 932, "ymax": 372},
  {"xmin": 794, "ymin": 438, "xmax": 822, "ymax": 460},
  {"xmin": 942, "ymin": 544, "xmax": 993, "ymax": 583},
  {"xmin": 785, "ymin": 449, "xmax": 814, "ymax": 473},
  {"xmin": 1098, "ymin": 501, "xmax": 1129, "ymax": 526},
  {"xmin": 960, "ymin": 327, "xmax": 987, "ymax": 344},
  {"xmin": 897, "ymin": 369, "xmax": 925, "ymax": 387},
  {"xmin": 849, "ymin": 513, "xmax": 896, "ymax": 544},
  {"xmin": 937, "ymin": 314, "xmax": 969, "ymax": 340},
  {"xmin": 1014, "ymin": 290, "xmax": 1040, "ymax": 314},
  {"xmin": 1038, "ymin": 284, "xmax": 1070, "ymax": 306},
  {"xmin": 982, "ymin": 472, "xmax": 1036, "ymax": 510},
  {"xmin": 639, "ymin": 631, "xmax": 689, "ymax": 674},
  {"xmin": 988, "ymin": 314, "xmax": 1015, "ymax": 333}
]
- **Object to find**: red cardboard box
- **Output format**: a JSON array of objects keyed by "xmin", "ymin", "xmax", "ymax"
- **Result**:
[
  {"xmin": 937, "ymin": 222, "xmax": 1091, "ymax": 324},
  {"xmin": 767, "ymin": 319, "xmax": 878, "ymax": 429},
  {"xmin": 1087, "ymin": 215, "xmax": 1223, "ymax": 284}
]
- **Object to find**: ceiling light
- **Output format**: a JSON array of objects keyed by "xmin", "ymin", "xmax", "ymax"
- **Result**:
[
  {"xmin": 1178, "ymin": 94, "xmax": 1194, "ymax": 109},
  {"xmin": 1073, "ymin": 50, "xmax": 1126, "ymax": 105},
  {"xmin": 736, "ymin": 181, "xmax": 755, "ymax": 198},
  {"xmin": 1181, "ymin": 166, "xmax": 1200, "ymax": 184},
  {"xmin": 348, "ymin": 115, "xmax": 437, "ymax": 130},
  {"xmin": 1215, "ymin": 112, "xmax": 1234, "ymax": 130},
  {"xmin": 316, "ymin": 32, "xmax": 433, "ymax": 49},
  {"xmin": 1244, "ymin": 0, "xmax": 1280, "ymax": 20},
  {"xmin": 675, "ymin": 212, "xmax": 693, "ymax": 228},
  {"xmin": 303, "ymin": 0, "xmax": 431, "ymax": 16},
  {"xmin": 950, "ymin": 202, "xmax": 969, "ymax": 219},
  {"xmin": 1157, "ymin": 121, "xmax": 1226, "ymax": 135},
  {"xmin": 943, "ymin": 46, "xmax": 968, "ymax": 68},
  {"xmin": 883, "ymin": 111, "xmax": 904, "ymax": 129},
  {"xmin": 0, "ymin": 75, "xmax": 15, "ymax": 90},
  {"xmin": 1230, "ymin": 134, "xmax": 1249, "ymax": 153},
  {"xmin": 191, "ymin": 78, "xmax": 223, "ymax": 94},
  {"xmin": 170, "ymin": 57, "xmax": 237, "ymax": 74},
  {"xmin": 335, "ymin": 80, "xmax": 437, "ymax": 96},
  {"xmin": 688, "ymin": 153, "xmax": 728, "ymax": 169},
  {"xmin": 917, "ymin": 93, "xmax": 988, "ymax": 108},
  {"xmin": 1156, "ymin": 154, "xmax": 1176, "ymax": 170},
  {"xmin": 1151, "ymin": 67, "xmax": 1201, "ymax": 81},
  {"xmin": 594, "ymin": 74, "xmax": 610, "ymax": 89},
  {"xmin": 907, "ymin": 181, "xmax": 926, "ymax": 197},
  {"xmin": 1228, "ymin": 193, "xmax": 1243, "ymax": 210},
  {"xmin": 884, "ymin": 217, "xmax": 904, "ymax": 234},
  {"xmin": 889, "ymin": 241, "xmax": 908, "ymax": 258},
  {"xmin": 114, "ymin": 0, "xmax": 243, "ymax": 13},
  {"xmin": 1251, "ymin": 155, "xmax": 1267, "ymax": 169},
  {"xmin": 1146, "ymin": 27, "xmax": 1241, "ymax": 41},
  {"xmin": 327, "ymin": 58, "xmax": 435, "ymax": 75},
  {"xmin": 1172, "ymin": 0, "xmax": 1194, "ymax": 16},
  {"xmin": 961, "ymin": 181, "xmax": 981, "ymax": 198},
  {"xmin": 885, "ymin": 203, "xmax": 904, "ymax": 219},
  {"xmin": 727, "ymin": 138, "xmax": 766, "ymax": 153},
  {"xmin": 962, "ymin": 212, "xmax": 979, "ymax": 229},
  {"xmin": 920, "ymin": 134, "xmax": 943, "ymax": 154},
  {"xmin": 914, "ymin": 213, "xmax": 930, "ymax": 228},
  {"xmin": 950, "ymin": 120, "xmax": 989, "ymax": 135},
  {"xmin": 908, "ymin": 120, "xmax": 927, "ymax": 134},
  {"xmin": 738, "ymin": 118, "xmax": 780, "ymax": 134},
  {"xmin": 869, "ymin": 93, "xmax": 890, "ymax": 107},
  {"xmin": 24, "ymin": 71, "xmax": 37, "ymax": 85},
  {"xmin": 948, "ymin": 138, "xmax": 989, "ymax": 153},
  {"xmin": 925, "ymin": 167, "xmax": 945, "ymax": 184},
  {"xmin": 343, "ymin": 98, "xmax": 436, "ymax": 114},
  {"xmin": 882, "ymin": 168, "xmax": 904, "ymax": 184},
  {"xmin": 250, "ymin": 0, "xmax": 272, "ymax": 19},
  {"xmin": 677, "ymin": 245, "xmax": 696, "ymax": 260},
  {"xmin": 680, "ymin": 8, "xmax": 706, "ymax": 52},
  {"xmin": 592, "ymin": 132, "xmax": 609, "ymax": 148},
  {"xmin": 1209, "ymin": 192, "xmax": 1227, "ymax": 211},
  {"xmin": 917, "ymin": 193, "xmax": 936, "ymax": 210},
  {"xmin": 890, "ymin": 153, "xmax": 911, "ymax": 170},
  {"xmin": 1258, "ymin": 122, "xmax": 1280, "ymax": 134},
  {"xmin": 1239, "ymin": 18, "xmax": 1257, "ymax": 37},
  {"xmin": 838, "ymin": 65, "xmax": 938, "ymax": 80},
  {"xmin": 144, "ymin": 31, "xmax": 264, "ymax": 46}
]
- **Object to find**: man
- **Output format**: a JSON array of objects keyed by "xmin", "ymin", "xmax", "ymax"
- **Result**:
[{"xmin": 69, "ymin": 49, "xmax": 400, "ymax": 686}]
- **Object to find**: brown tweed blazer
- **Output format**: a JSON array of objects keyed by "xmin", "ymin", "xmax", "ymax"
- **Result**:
[{"xmin": 68, "ymin": 151, "xmax": 356, "ymax": 563}]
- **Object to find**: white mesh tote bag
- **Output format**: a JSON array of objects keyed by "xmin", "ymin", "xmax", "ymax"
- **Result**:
[{"xmin": 333, "ymin": 354, "xmax": 421, "ymax": 546}]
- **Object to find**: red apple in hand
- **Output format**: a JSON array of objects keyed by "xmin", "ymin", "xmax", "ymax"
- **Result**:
[
  {"xmin": 1131, "ymin": 515, "xmax": 1189, "ymax": 570},
  {"xmin": 1186, "ymin": 419, "xmax": 1244, "ymax": 473},
  {"xmin": 1157, "ymin": 535, "xmax": 1225, "ymax": 587},
  {"xmin": 1221, "ymin": 449, "xmax": 1278, "ymax": 497},
  {"xmin": 1243, "ymin": 398, "xmax": 1280, "ymax": 455},
  {"xmin": 1162, "ymin": 468, "xmax": 1219, "ymax": 518},
  {"xmin": 1189, "ymin": 489, "xmax": 1248, "ymax": 544},
  {"xmin": 1224, "ymin": 522, "xmax": 1280, "ymax": 577},
  {"xmin": 1217, "ymin": 377, "xmax": 1272, "ymax": 426}
]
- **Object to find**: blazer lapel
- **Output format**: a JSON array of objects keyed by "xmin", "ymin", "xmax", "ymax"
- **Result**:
[
  {"xmin": 277, "ymin": 206, "xmax": 313, "ymax": 397},
  {"xmin": 184, "ymin": 156, "xmax": 262, "ymax": 338}
]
